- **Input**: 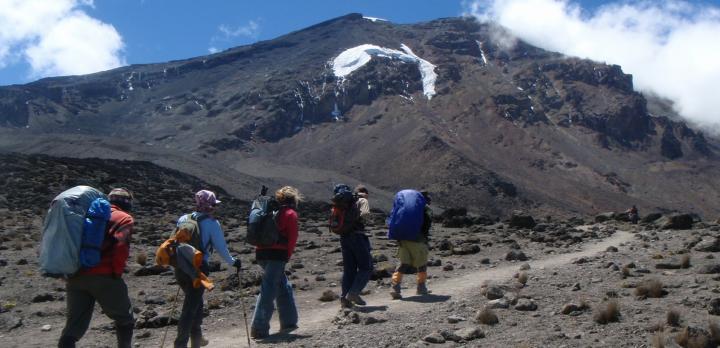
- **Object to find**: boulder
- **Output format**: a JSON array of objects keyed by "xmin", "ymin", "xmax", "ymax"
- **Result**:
[
  {"xmin": 454, "ymin": 327, "xmax": 485, "ymax": 341},
  {"xmin": 698, "ymin": 264, "xmax": 720, "ymax": 274},
  {"xmin": 134, "ymin": 265, "xmax": 168, "ymax": 277},
  {"xmin": 695, "ymin": 238, "xmax": 720, "ymax": 252},
  {"xmin": 423, "ymin": 331, "xmax": 446, "ymax": 344},
  {"xmin": 485, "ymin": 286, "xmax": 504, "ymax": 300},
  {"xmin": 509, "ymin": 211, "xmax": 536, "ymax": 229},
  {"xmin": 709, "ymin": 298, "xmax": 720, "ymax": 315},
  {"xmin": 514, "ymin": 299, "xmax": 537, "ymax": 311},
  {"xmin": 641, "ymin": 213, "xmax": 663, "ymax": 223},
  {"xmin": 656, "ymin": 213, "xmax": 695, "ymax": 230},
  {"xmin": 486, "ymin": 298, "xmax": 510, "ymax": 309},
  {"xmin": 319, "ymin": 290, "xmax": 339, "ymax": 302},
  {"xmin": 505, "ymin": 250, "xmax": 528, "ymax": 261}
]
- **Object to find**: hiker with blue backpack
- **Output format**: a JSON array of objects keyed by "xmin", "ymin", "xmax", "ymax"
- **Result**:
[
  {"xmin": 250, "ymin": 186, "xmax": 301, "ymax": 339},
  {"xmin": 330, "ymin": 184, "xmax": 373, "ymax": 308},
  {"xmin": 173, "ymin": 190, "xmax": 242, "ymax": 348},
  {"xmin": 56, "ymin": 188, "xmax": 136, "ymax": 348},
  {"xmin": 388, "ymin": 190, "xmax": 433, "ymax": 299}
]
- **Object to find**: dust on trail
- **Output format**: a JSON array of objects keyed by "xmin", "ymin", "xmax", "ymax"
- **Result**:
[{"xmin": 208, "ymin": 230, "xmax": 634, "ymax": 347}]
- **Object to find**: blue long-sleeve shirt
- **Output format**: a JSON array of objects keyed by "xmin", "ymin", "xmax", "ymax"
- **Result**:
[{"xmin": 177, "ymin": 213, "xmax": 236, "ymax": 266}]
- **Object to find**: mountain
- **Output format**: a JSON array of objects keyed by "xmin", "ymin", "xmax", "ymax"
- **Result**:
[{"xmin": 1, "ymin": 13, "xmax": 718, "ymax": 218}]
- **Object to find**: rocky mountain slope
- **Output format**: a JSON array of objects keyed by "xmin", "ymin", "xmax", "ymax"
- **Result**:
[
  {"xmin": 0, "ymin": 13, "xmax": 718, "ymax": 218},
  {"xmin": 4, "ymin": 153, "xmax": 720, "ymax": 348}
]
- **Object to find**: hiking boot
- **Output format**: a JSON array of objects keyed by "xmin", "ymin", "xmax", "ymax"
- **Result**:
[
  {"xmin": 340, "ymin": 297, "xmax": 352, "ymax": 308},
  {"xmin": 390, "ymin": 283, "xmax": 402, "ymax": 300},
  {"xmin": 346, "ymin": 292, "xmax": 366, "ymax": 306},
  {"xmin": 190, "ymin": 335, "xmax": 209, "ymax": 347},
  {"xmin": 416, "ymin": 283, "xmax": 430, "ymax": 295},
  {"xmin": 280, "ymin": 325, "xmax": 299, "ymax": 333},
  {"xmin": 250, "ymin": 327, "xmax": 268, "ymax": 340}
]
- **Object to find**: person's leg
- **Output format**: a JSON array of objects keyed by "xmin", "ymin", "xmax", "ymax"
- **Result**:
[
  {"xmin": 272, "ymin": 261, "xmax": 298, "ymax": 330},
  {"xmin": 415, "ymin": 243, "xmax": 430, "ymax": 294},
  {"xmin": 58, "ymin": 276, "xmax": 96, "ymax": 347},
  {"xmin": 89, "ymin": 276, "xmax": 135, "ymax": 348},
  {"xmin": 174, "ymin": 271, "xmax": 204, "ymax": 348},
  {"xmin": 349, "ymin": 235, "xmax": 373, "ymax": 298},
  {"xmin": 251, "ymin": 261, "xmax": 281, "ymax": 337},
  {"xmin": 340, "ymin": 235, "xmax": 357, "ymax": 299}
]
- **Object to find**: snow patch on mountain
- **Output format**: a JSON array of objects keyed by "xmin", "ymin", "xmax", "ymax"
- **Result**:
[
  {"xmin": 332, "ymin": 44, "xmax": 437, "ymax": 99},
  {"xmin": 363, "ymin": 16, "xmax": 387, "ymax": 22}
]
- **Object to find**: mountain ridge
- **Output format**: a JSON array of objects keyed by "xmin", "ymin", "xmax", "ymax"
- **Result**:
[{"xmin": 1, "ymin": 13, "xmax": 718, "ymax": 218}]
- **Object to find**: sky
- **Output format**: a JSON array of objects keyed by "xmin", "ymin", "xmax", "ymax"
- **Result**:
[{"xmin": 1, "ymin": 0, "xmax": 719, "ymax": 129}]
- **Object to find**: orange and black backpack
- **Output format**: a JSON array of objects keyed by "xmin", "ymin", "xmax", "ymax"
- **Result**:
[{"xmin": 329, "ymin": 184, "xmax": 360, "ymax": 235}]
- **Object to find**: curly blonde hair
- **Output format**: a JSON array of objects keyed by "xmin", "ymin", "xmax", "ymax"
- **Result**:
[{"xmin": 275, "ymin": 186, "xmax": 303, "ymax": 207}]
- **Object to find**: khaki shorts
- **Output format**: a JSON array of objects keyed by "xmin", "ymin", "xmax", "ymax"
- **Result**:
[{"xmin": 397, "ymin": 240, "xmax": 429, "ymax": 268}]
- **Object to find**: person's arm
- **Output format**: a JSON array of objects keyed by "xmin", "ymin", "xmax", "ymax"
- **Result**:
[
  {"xmin": 111, "ymin": 214, "xmax": 133, "ymax": 277},
  {"xmin": 284, "ymin": 209, "xmax": 299, "ymax": 259},
  {"xmin": 208, "ymin": 220, "xmax": 236, "ymax": 266}
]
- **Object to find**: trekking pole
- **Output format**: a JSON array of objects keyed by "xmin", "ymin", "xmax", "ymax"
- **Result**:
[
  {"xmin": 159, "ymin": 285, "xmax": 182, "ymax": 348},
  {"xmin": 237, "ymin": 267, "xmax": 252, "ymax": 348}
]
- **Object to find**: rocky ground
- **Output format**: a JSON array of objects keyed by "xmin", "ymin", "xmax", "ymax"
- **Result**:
[{"xmin": 1, "ymin": 153, "xmax": 720, "ymax": 348}]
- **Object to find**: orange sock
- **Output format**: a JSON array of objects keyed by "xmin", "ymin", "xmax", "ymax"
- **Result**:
[
  {"xmin": 417, "ymin": 272, "xmax": 427, "ymax": 285},
  {"xmin": 391, "ymin": 271, "xmax": 403, "ymax": 285}
]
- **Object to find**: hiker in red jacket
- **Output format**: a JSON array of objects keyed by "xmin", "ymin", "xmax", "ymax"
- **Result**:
[
  {"xmin": 58, "ymin": 188, "xmax": 135, "ymax": 348},
  {"xmin": 250, "ymin": 186, "xmax": 300, "ymax": 339}
]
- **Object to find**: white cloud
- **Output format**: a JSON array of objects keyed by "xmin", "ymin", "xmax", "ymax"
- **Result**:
[
  {"xmin": 467, "ymin": 0, "xmax": 720, "ymax": 131},
  {"xmin": 218, "ymin": 20, "xmax": 260, "ymax": 39},
  {"xmin": 0, "ymin": 0, "xmax": 125, "ymax": 79},
  {"xmin": 208, "ymin": 19, "xmax": 260, "ymax": 53}
]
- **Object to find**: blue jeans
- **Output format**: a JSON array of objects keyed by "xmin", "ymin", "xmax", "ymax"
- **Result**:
[
  {"xmin": 251, "ymin": 260, "xmax": 298, "ymax": 335},
  {"xmin": 340, "ymin": 233, "xmax": 373, "ymax": 297}
]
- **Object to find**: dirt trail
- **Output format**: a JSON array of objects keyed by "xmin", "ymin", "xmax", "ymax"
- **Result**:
[{"xmin": 208, "ymin": 230, "xmax": 633, "ymax": 347}]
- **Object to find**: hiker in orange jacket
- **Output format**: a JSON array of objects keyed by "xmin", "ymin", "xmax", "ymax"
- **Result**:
[{"xmin": 58, "ymin": 188, "xmax": 135, "ymax": 348}]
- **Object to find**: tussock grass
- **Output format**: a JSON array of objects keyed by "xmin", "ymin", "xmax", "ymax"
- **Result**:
[
  {"xmin": 136, "ymin": 250, "xmax": 148, "ymax": 266},
  {"xmin": 518, "ymin": 272, "xmax": 529, "ymax": 285},
  {"xmin": 636, "ymin": 279, "xmax": 665, "ymax": 298},
  {"xmin": 681, "ymin": 254, "xmax": 691, "ymax": 269},
  {"xmin": 593, "ymin": 300, "xmax": 620, "ymax": 324},
  {"xmin": 476, "ymin": 307, "xmax": 499, "ymax": 325},
  {"xmin": 667, "ymin": 309, "xmax": 681, "ymax": 327}
]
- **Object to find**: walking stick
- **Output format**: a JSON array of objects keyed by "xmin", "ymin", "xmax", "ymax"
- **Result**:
[
  {"xmin": 237, "ymin": 267, "xmax": 252, "ymax": 347},
  {"xmin": 159, "ymin": 285, "xmax": 182, "ymax": 348}
]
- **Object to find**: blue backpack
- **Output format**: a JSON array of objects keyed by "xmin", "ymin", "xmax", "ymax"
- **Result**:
[
  {"xmin": 387, "ymin": 190, "xmax": 426, "ymax": 241},
  {"xmin": 79, "ymin": 198, "xmax": 112, "ymax": 268}
]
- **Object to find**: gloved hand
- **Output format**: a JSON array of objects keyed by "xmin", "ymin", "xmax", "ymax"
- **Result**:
[{"xmin": 233, "ymin": 258, "xmax": 242, "ymax": 270}]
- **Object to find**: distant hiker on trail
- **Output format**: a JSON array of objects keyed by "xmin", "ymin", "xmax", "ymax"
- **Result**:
[
  {"xmin": 250, "ymin": 186, "xmax": 300, "ymax": 339},
  {"xmin": 173, "ymin": 190, "xmax": 241, "ymax": 348},
  {"xmin": 333, "ymin": 184, "xmax": 373, "ymax": 308},
  {"xmin": 58, "ymin": 188, "xmax": 135, "ymax": 348},
  {"xmin": 388, "ymin": 190, "xmax": 432, "ymax": 299},
  {"xmin": 627, "ymin": 205, "xmax": 639, "ymax": 224}
]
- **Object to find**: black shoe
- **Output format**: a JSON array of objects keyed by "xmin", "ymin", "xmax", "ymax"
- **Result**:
[
  {"xmin": 346, "ymin": 293, "xmax": 366, "ymax": 306},
  {"xmin": 250, "ymin": 327, "xmax": 268, "ymax": 340},
  {"xmin": 58, "ymin": 336, "xmax": 77, "ymax": 348},
  {"xmin": 340, "ymin": 297, "xmax": 352, "ymax": 308},
  {"xmin": 280, "ymin": 325, "xmax": 299, "ymax": 333}
]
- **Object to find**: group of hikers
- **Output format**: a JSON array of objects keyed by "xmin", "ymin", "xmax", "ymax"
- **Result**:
[{"xmin": 40, "ymin": 183, "xmax": 433, "ymax": 347}]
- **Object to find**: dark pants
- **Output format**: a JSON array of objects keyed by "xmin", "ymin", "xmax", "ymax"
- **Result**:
[
  {"xmin": 174, "ymin": 265, "xmax": 208, "ymax": 348},
  {"xmin": 59, "ymin": 274, "xmax": 134, "ymax": 348},
  {"xmin": 340, "ymin": 233, "xmax": 373, "ymax": 297}
]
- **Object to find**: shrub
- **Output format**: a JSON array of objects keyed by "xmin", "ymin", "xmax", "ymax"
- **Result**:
[
  {"xmin": 709, "ymin": 321, "xmax": 720, "ymax": 345},
  {"xmin": 622, "ymin": 265, "xmax": 631, "ymax": 278},
  {"xmin": 594, "ymin": 300, "xmax": 620, "ymax": 324},
  {"xmin": 518, "ymin": 272, "xmax": 529, "ymax": 285},
  {"xmin": 636, "ymin": 279, "xmax": 665, "ymax": 298},
  {"xmin": 667, "ymin": 309, "xmax": 681, "ymax": 327},
  {"xmin": 136, "ymin": 250, "xmax": 148, "ymax": 266},
  {"xmin": 651, "ymin": 331, "xmax": 665, "ymax": 348},
  {"xmin": 681, "ymin": 255, "xmax": 691, "ymax": 269},
  {"xmin": 476, "ymin": 307, "xmax": 499, "ymax": 325}
]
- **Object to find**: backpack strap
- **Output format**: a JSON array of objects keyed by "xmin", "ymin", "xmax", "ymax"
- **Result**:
[{"xmin": 191, "ymin": 212, "xmax": 212, "ymax": 254}]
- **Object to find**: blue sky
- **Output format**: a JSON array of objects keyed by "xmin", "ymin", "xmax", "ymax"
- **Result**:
[{"xmin": 1, "ymin": 0, "xmax": 720, "ymax": 130}]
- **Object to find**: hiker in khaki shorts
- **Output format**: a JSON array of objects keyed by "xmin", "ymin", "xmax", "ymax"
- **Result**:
[{"xmin": 390, "ymin": 191, "xmax": 432, "ymax": 299}]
